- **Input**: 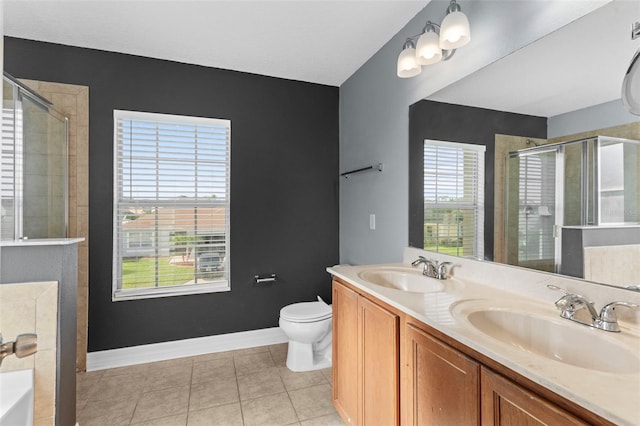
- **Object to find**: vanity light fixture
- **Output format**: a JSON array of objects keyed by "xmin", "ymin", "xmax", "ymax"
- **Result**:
[
  {"xmin": 622, "ymin": 21, "xmax": 640, "ymax": 116},
  {"xmin": 397, "ymin": 0, "xmax": 471, "ymax": 78}
]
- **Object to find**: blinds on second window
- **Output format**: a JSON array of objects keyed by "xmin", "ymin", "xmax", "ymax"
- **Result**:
[{"xmin": 423, "ymin": 140, "xmax": 485, "ymax": 259}]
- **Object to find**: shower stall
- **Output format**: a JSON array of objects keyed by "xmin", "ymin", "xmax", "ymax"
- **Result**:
[
  {"xmin": 1, "ymin": 73, "xmax": 68, "ymax": 240},
  {"xmin": 504, "ymin": 135, "xmax": 640, "ymax": 273}
]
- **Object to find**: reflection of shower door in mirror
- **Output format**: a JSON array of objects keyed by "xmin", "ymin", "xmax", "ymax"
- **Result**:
[{"xmin": 506, "ymin": 149, "xmax": 562, "ymax": 273}]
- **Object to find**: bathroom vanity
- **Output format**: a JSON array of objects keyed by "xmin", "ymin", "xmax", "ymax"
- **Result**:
[{"xmin": 328, "ymin": 248, "xmax": 640, "ymax": 426}]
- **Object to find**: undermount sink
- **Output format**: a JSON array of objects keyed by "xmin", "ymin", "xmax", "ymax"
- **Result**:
[
  {"xmin": 357, "ymin": 266, "xmax": 446, "ymax": 293},
  {"xmin": 451, "ymin": 300, "xmax": 640, "ymax": 374}
]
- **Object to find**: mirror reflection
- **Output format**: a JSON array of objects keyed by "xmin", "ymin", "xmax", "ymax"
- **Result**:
[{"xmin": 409, "ymin": 0, "xmax": 640, "ymax": 291}]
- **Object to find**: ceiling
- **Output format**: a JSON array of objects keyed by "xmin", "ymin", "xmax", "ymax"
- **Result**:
[
  {"xmin": 429, "ymin": 0, "xmax": 640, "ymax": 117},
  {"xmin": 3, "ymin": 0, "xmax": 427, "ymax": 87}
]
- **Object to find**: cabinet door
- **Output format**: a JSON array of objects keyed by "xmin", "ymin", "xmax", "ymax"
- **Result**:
[
  {"xmin": 358, "ymin": 296, "xmax": 399, "ymax": 426},
  {"xmin": 404, "ymin": 323, "xmax": 480, "ymax": 426},
  {"xmin": 481, "ymin": 367, "xmax": 588, "ymax": 426},
  {"xmin": 332, "ymin": 280, "xmax": 359, "ymax": 426}
]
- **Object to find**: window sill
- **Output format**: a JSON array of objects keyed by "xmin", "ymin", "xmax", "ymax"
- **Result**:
[{"xmin": 112, "ymin": 281, "xmax": 230, "ymax": 301}]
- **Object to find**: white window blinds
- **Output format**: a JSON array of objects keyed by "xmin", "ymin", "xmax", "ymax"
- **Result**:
[
  {"xmin": 113, "ymin": 110, "xmax": 231, "ymax": 300},
  {"xmin": 423, "ymin": 140, "xmax": 485, "ymax": 258}
]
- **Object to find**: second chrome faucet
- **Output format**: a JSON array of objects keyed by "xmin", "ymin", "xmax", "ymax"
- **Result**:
[
  {"xmin": 411, "ymin": 256, "xmax": 451, "ymax": 280},
  {"xmin": 548, "ymin": 284, "xmax": 639, "ymax": 332}
]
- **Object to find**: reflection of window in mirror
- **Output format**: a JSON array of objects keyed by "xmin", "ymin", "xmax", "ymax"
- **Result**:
[{"xmin": 423, "ymin": 140, "xmax": 485, "ymax": 258}]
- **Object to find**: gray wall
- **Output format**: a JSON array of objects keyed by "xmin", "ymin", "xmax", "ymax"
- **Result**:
[
  {"xmin": 338, "ymin": 0, "xmax": 609, "ymax": 265},
  {"xmin": 548, "ymin": 99, "xmax": 639, "ymax": 139}
]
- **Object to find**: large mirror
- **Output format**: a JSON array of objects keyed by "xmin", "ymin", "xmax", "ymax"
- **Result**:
[{"xmin": 409, "ymin": 0, "xmax": 640, "ymax": 291}]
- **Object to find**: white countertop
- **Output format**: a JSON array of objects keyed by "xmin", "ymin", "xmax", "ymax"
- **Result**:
[
  {"xmin": 0, "ymin": 238, "xmax": 84, "ymax": 247},
  {"xmin": 327, "ymin": 248, "xmax": 640, "ymax": 426}
]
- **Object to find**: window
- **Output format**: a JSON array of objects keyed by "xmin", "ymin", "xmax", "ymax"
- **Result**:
[
  {"xmin": 113, "ymin": 110, "xmax": 231, "ymax": 300},
  {"xmin": 423, "ymin": 140, "xmax": 485, "ymax": 258}
]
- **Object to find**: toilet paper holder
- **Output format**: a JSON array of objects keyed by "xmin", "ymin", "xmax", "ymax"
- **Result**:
[{"xmin": 254, "ymin": 274, "xmax": 277, "ymax": 284}]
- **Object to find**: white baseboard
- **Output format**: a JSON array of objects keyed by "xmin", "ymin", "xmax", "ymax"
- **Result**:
[{"xmin": 86, "ymin": 327, "xmax": 288, "ymax": 371}]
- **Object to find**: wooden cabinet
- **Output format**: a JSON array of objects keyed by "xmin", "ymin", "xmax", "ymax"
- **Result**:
[
  {"xmin": 332, "ymin": 280, "xmax": 359, "ymax": 425},
  {"xmin": 403, "ymin": 323, "xmax": 480, "ymax": 425},
  {"xmin": 481, "ymin": 367, "xmax": 588, "ymax": 426},
  {"xmin": 331, "ymin": 276, "xmax": 608, "ymax": 426},
  {"xmin": 332, "ymin": 279, "xmax": 399, "ymax": 426}
]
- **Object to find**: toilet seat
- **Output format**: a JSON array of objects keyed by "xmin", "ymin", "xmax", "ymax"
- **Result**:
[{"xmin": 280, "ymin": 301, "xmax": 332, "ymax": 323}]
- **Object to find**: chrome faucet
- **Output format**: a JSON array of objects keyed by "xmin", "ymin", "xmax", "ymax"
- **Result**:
[
  {"xmin": 411, "ymin": 256, "xmax": 451, "ymax": 280},
  {"xmin": 547, "ymin": 285, "xmax": 639, "ymax": 332},
  {"xmin": 0, "ymin": 332, "xmax": 38, "ymax": 367}
]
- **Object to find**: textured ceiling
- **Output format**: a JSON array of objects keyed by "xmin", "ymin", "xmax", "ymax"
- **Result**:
[{"xmin": 4, "ymin": 0, "xmax": 427, "ymax": 86}]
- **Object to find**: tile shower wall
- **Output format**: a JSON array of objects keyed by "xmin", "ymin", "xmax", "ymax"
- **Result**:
[
  {"xmin": 0, "ymin": 281, "xmax": 58, "ymax": 426},
  {"xmin": 584, "ymin": 244, "xmax": 640, "ymax": 287},
  {"xmin": 19, "ymin": 79, "xmax": 89, "ymax": 372}
]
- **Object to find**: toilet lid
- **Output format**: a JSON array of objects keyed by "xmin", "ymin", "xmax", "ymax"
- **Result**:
[{"xmin": 280, "ymin": 301, "xmax": 332, "ymax": 322}]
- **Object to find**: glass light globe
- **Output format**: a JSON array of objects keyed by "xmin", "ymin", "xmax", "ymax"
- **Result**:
[
  {"xmin": 440, "ymin": 11, "xmax": 471, "ymax": 50},
  {"xmin": 397, "ymin": 47, "xmax": 421, "ymax": 78},
  {"xmin": 622, "ymin": 49, "xmax": 640, "ymax": 116},
  {"xmin": 416, "ymin": 31, "xmax": 443, "ymax": 65}
]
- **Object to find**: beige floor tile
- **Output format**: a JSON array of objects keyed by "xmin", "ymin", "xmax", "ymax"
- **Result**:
[
  {"xmin": 76, "ymin": 371, "xmax": 103, "ymax": 406},
  {"xmin": 77, "ymin": 395, "xmax": 137, "ymax": 426},
  {"xmin": 132, "ymin": 385, "xmax": 190, "ymax": 424},
  {"xmin": 102, "ymin": 362, "xmax": 149, "ymax": 377},
  {"xmin": 145, "ymin": 357, "xmax": 194, "ymax": 371},
  {"xmin": 189, "ymin": 376, "xmax": 239, "ymax": 411},
  {"xmin": 187, "ymin": 402, "xmax": 244, "ymax": 426},
  {"xmin": 279, "ymin": 367, "xmax": 327, "ymax": 391},
  {"xmin": 241, "ymin": 392, "xmax": 298, "ymax": 426},
  {"xmin": 238, "ymin": 368, "xmax": 286, "ymax": 401},
  {"xmin": 191, "ymin": 351, "xmax": 234, "ymax": 364},
  {"xmin": 300, "ymin": 412, "xmax": 344, "ymax": 426},
  {"xmin": 320, "ymin": 368, "xmax": 332, "ymax": 386},
  {"xmin": 88, "ymin": 372, "xmax": 147, "ymax": 401},
  {"xmin": 144, "ymin": 364, "xmax": 193, "ymax": 392},
  {"xmin": 234, "ymin": 351, "xmax": 275, "ymax": 376},
  {"xmin": 231, "ymin": 345, "xmax": 270, "ymax": 356},
  {"xmin": 192, "ymin": 357, "xmax": 236, "ymax": 384},
  {"xmin": 288, "ymin": 384, "xmax": 335, "ymax": 421},
  {"xmin": 269, "ymin": 343, "xmax": 289, "ymax": 366},
  {"xmin": 132, "ymin": 413, "xmax": 188, "ymax": 426}
]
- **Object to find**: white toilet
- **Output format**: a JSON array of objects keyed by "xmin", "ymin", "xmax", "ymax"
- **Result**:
[{"xmin": 279, "ymin": 297, "xmax": 332, "ymax": 372}]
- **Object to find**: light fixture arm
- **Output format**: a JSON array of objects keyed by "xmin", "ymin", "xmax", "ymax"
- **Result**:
[
  {"xmin": 446, "ymin": 0, "xmax": 462, "ymax": 15},
  {"xmin": 404, "ymin": 21, "xmax": 456, "ymax": 62}
]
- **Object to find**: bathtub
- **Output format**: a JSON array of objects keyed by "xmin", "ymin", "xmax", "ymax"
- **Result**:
[{"xmin": 0, "ymin": 369, "xmax": 34, "ymax": 426}]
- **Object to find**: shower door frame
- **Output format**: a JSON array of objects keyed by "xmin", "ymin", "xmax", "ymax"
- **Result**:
[
  {"xmin": 506, "ymin": 145, "xmax": 565, "ymax": 273},
  {"xmin": 2, "ymin": 73, "xmax": 69, "ymax": 240}
]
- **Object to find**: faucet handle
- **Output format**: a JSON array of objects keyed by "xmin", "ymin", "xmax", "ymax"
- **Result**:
[
  {"xmin": 598, "ymin": 301, "xmax": 639, "ymax": 329},
  {"xmin": 411, "ymin": 256, "xmax": 427, "ymax": 267},
  {"xmin": 436, "ymin": 261, "xmax": 452, "ymax": 279},
  {"xmin": 14, "ymin": 333, "xmax": 37, "ymax": 359}
]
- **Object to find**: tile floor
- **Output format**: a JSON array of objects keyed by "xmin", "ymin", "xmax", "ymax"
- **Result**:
[{"xmin": 76, "ymin": 344, "xmax": 343, "ymax": 426}]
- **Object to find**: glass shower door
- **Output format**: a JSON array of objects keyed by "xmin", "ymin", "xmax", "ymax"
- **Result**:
[{"xmin": 505, "ymin": 149, "xmax": 560, "ymax": 272}]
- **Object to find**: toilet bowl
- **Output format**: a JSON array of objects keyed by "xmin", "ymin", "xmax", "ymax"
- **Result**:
[{"xmin": 279, "ymin": 298, "xmax": 332, "ymax": 372}]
